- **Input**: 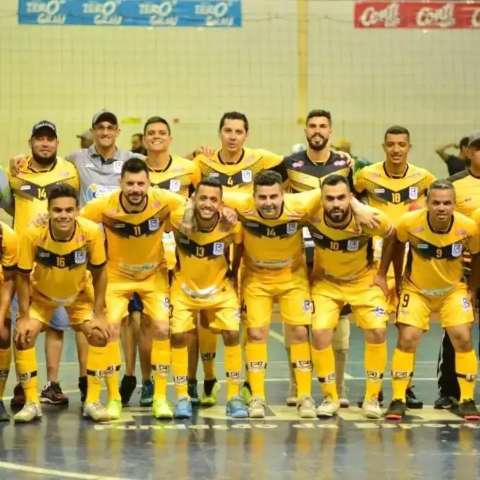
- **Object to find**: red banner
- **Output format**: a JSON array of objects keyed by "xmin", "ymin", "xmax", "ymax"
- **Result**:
[{"xmin": 354, "ymin": 2, "xmax": 480, "ymax": 28}]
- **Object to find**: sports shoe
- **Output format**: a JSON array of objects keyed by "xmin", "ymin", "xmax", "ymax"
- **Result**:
[
  {"xmin": 200, "ymin": 379, "xmax": 220, "ymax": 406},
  {"xmin": 385, "ymin": 399, "xmax": 406, "ymax": 421},
  {"xmin": 0, "ymin": 400, "xmax": 9, "ymax": 421},
  {"xmin": 13, "ymin": 402, "xmax": 42, "ymax": 423},
  {"xmin": 339, "ymin": 398, "xmax": 350, "ymax": 408},
  {"xmin": 248, "ymin": 396, "xmax": 266, "ymax": 418},
  {"xmin": 297, "ymin": 395, "xmax": 316, "ymax": 419},
  {"xmin": 106, "ymin": 399, "xmax": 122, "ymax": 420},
  {"xmin": 240, "ymin": 381, "xmax": 252, "ymax": 404},
  {"xmin": 316, "ymin": 397, "xmax": 340, "ymax": 418},
  {"xmin": 40, "ymin": 382, "xmax": 68, "ymax": 406},
  {"xmin": 152, "ymin": 399, "xmax": 173, "ymax": 419},
  {"xmin": 456, "ymin": 400, "xmax": 480, "ymax": 421},
  {"xmin": 434, "ymin": 395, "xmax": 455, "ymax": 410},
  {"xmin": 188, "ymin": 379, "xmax": 200, "ymax": 405},
  {"xmin": 406, "ymin": 386, "xmax": 423, "ymax": 409},
  {"xmin": 286, "ymin": 382, "xmax": 298, "ymax": 407},
  {"xmin": 362, "ymin": 398, "xmax": 382, "ymax": 419},
  {"xmin": 226, "ymin": 396, "xmax": 248, "ymax": 418},
  {"xmin": 120, "ymin": 375, "xmax": 137, "ymax": 406},
  {"xmin": 83, "ymin": 402, "xmax": 110, "ymax": 422},
  {"xmin": 78, "ymin": 376, "xmax": 87, "ymax": 404},
  {"xmin": 174, "ymin": 397, "xmax": 192, "ymax": 419},
  {"xmin": 10, "ymin": 383, "xmax": 25, "ymax": 411},
  {"xmin": 140, "ymin": 380, "xmax": 154, "ymax": 407}
]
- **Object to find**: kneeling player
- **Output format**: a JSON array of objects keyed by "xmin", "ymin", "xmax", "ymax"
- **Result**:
[
  {"xmin": 308, "ymin": 175, "xmax": 393, "ymax": 418},
  {"xmin": 14, "ymin": 185, "xmax": 110, "ymax": 422},
  {"xmin": 382, "ymin": 180, "xmax": 480, "ymax": 421},
  {"xmin": 170, "ymin": 178, "xmax": 247, "ymax": 418}
]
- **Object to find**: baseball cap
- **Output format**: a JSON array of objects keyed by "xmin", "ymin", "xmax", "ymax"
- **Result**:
[
  {"xmin": 31, "ymin": 120, "xmax": 57, "ymax": 138},
  {"xmin": 76, "ymin": 130, "xmax": 93, "ymax": 141},
  {"xmin": 467, "ymin": 131, "xmax": 480, "ymax": 148},
  {"xmin": 92, "ymin": 110, "xmax": 118, "ymax": 127}
]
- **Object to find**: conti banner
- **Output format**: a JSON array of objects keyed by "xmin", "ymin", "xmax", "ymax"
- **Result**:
[
  {"xmin": 18, "ymin": 0, "xmax": 242, "ymax": 27},
  {"xmin": 354, "ymin": 1, "xmax": 480, "ymax": 29}
]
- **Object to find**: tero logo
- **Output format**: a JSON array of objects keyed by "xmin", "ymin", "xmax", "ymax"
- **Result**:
[
  {"xmin": 196, "ymin": 1, "xmax": 235, "ymax": 26},
  {"xmin": 139, "ymin": 0, "xmax": 179, "ymax": 26},
  {"xmin": 26, "ymin": 0, "xmax": 67, "ymax": 24},
  {"xmin": 83, "ymin": 0, "xmax": 122, "ymax": 25}
]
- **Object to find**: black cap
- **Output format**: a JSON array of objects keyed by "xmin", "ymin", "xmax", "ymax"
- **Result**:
[
  {"xmin": 31, "ymin": 120, "xmax": 57, "ymax": 138},
  {"xmin": 92, "ymin": 110, "xmax": 118, "ymax": 127}
]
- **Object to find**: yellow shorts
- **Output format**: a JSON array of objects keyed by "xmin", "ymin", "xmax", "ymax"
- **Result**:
[
  {"xmin": 30, "ymin": 288, "xmax": 93, "ymax": 327},
  {"xmin": 107, "ymin": 271, "xmax": 169, "ymax": 325},
  {"xmin": 170, "ymin": 280, "xmax": 240, "ymax": 334},
  {"xmin": 241, "ymin": 267, "xmax": 312, "ymax": 328},
  {"xmin": 396, "ymin": 283, "xmax": 474, "ymax": 331},
  {"xmin": 311, "ymin": 271, "xmax": 389, "ymax": 331},
  {"xmin": 163, "ymin": 231, "xmax": 177, "ymax": 271}
]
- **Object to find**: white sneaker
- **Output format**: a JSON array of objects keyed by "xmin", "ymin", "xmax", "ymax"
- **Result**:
[
  {"xmin": 248, "ymin": 396, "xmax": 266, "ymax": 418},
  {"xmin": 14, "ymin": 402, "xmax": 42, "ymax": 423},
  {"xmin": 316, "ymin": 397, "xmax": 340, "ymax": 417},
  {"xmin": 297, "ymin": 396, "xmax": 316, "ymax": 419},
  {"xmin": 362, "ymin": 398, "xmax": 382, "ymax": 419},
  {"xmin": 83, "ymin": 402, "xmax": 111, "ymax": 422},
  {"xmin": 339, "ymin": 397, "xmax": 350, "ymax": 408}
]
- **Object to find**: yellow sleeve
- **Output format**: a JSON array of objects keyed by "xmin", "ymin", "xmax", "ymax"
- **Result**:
[
  {"xmin": 288, "ymin": 189, "xmax": 322, "ymax": 216},
  {"xmin": 17, "ymin": 228, "xmax": 36, "ymax": 273},
  {"xmin": 467, "ymin": 221, "xmax": 480, "ymax": 255},
  {"xmin": 395, "ymin": 214, "xmax": 410, "ymax": 243},
  {"xmin": 233, "ymin": 222, "xmax": 242, "ymax": 245},
  {"xmin": 162, "ymin": 190, "xmax": 187, "ymax": 211},
  {"xmin": 354, "ymin": 169, "xmax": 366, "ymax": 193},
  {"xmin": 258, "ymin": 149, "xmax": 283, "ymax": 169},
  {"xmin": 368, "ymin": 210, "xmax": 393, "ymax": 238},
  {"xmin": 88, "ymin": 224, "xmax": 107, "ymax": 268},
  {"xmin": 222, "ymin": 191, "xmax": 252, "ymax": 211},
  {"xmin": 1, "ymin": 223, "xmax": 18, "ymax": 269},
  {"xmin": 426, "ymin": 170, "xmax": 437, "ymax": 187},
  {"xmin": 80, "ymin": 197, "xmax": 106, "ymax": 223},
  {"xmin": 168, "ymin": 205, "xmax": 185, "ymax": 231},
  {"xmin": 190, "ymin": 161, "xmax": 202, "ymax": 187}
]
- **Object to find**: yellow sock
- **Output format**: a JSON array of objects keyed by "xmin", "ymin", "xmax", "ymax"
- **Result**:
[
  {"xmin": 104, "ymin": 341, "xmax": 121, "ymax": 401},
  {"xmin": 364, "ymin": 341, "xmax": 387, "ymax": 400},
  {"xmin": 311, "ymin": 346, "xmax": 338, "ymax": 400},
  {"xmin": 245, "ymin": 342, "xmax": 267, "ymax": 400},
  {"xmin": 172, "ymin": 346, "xmax": 188, "ymax": 398},
  {"xmin": 85, "ymin": 345, "xmax": 106, "ymax": 404},
  {"xmin": 152, "ymin": 339, "xmax": 170, "ymax": 401},
  {"xmin": 391, "ymin": 348, "xmax": 414, "ymax": 401},
  {"xmin": 456, "ymin": 350, "xmax": 478, "ymax": 402},
  {"xmin": 290, "ymin": 342, "xmax": 312, "ymax": 398},
  {"xmin": 0, "ymin": 347, "xmax": 11, "ymax": 398},
  {"xmin": 224, "ymin": 344, "xmax": 241, "ymax": 400},
  {"xmin": 16, "ymin": 347, "xmax": 39, "ymax": 403},
  {"xmin": 199, "ymin": 323, "xmax": 217, "ymax": 380}
]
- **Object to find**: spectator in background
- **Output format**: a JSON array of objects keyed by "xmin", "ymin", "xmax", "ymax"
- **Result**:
[
  {"xmin": 76, "ymin": 130, "xmax": 94, "ymax": 149},
  {"xmin": 131, "ymin": 133, "xmax": 147, "ymax": 155},
  {"xmin": 334, "ymin": 138, "xmax": 371, "ymax": 173},
  {"xmin": 435, "ymin": 136, "xmax": 469, "ymax": 176}
]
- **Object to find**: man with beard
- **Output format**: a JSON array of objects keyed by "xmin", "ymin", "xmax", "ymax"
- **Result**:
[
  {"xmin": 81, "ymin": 158, "xmax": 185, "ymax": 419},
  {"xmin": 169, "ymin": 178, "xmax": 247, "ymax": 418},
  {"xmin": 283, "ymin": 110, "xmax": 353, "ymax": 407},
  {"xmin": 7, "ymin": 121, "xmax": 79, "ymax": 407},
  {"xmin": 307, "ymin": 175, "xmax": 393, "ymax": 418}
]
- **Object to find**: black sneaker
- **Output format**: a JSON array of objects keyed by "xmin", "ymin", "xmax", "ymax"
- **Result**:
[
  {"xmin": 0, "ymin": 400, "xmax": 9, "ymax": 421},
  {"xmin": 406, "ymin": 386, "xmax": 423, "ymax": 409},
  {"xmin": 78, "ymin": 376, "xmax": 87, "ymax": 404},
  {"xmin": 120, "ymin": 375, "xmax": 137, "ymax": 406},
  {"xmin": 10, "ymin": 383, "xmax": 25, "ymax": 411},
  {"xmin": 40, "ymin": 382, "xmax": 69, "ymax": 406},
  {"xmin": 188, "ymin": 379, "xmax": 199, "ymax": 405},
  {"xmin": 385, "ymin": 399, "xmax": 406, "ymax": 421},
  {"xmin": 434, "ymin": 395, "xmax": 455, "ymax": 410},
  {"xmin": 456, "ymin": 400, "xmax": 480, "ymax": 421}
]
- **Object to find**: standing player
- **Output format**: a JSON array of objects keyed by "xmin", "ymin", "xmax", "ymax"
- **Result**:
[
  {"xmin": 355, "ymin": 125, "xmax": 435, "ymax": 408},
  {"xmin": 306, "ymin": 175, "xmax": 393, "ymax": 418},
  {"xmin": 14, "ymin": 184, "xmax": 110, "ymax": 423},
  {"xmin": 380, "ymin": 181, "xmax": 480, "ymax": 421},
  {"xmin": 81, "ymin": 158, "xmax": 185, "ymax": 419},
  {"xmin": 169, "ymin": 178, "xmax": 247, "ymax": 418}
]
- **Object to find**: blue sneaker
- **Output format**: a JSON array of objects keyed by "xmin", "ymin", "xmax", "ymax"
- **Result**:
[
  {"xmin": 140, "ymin": 380, "xmax": 153, "ymax": 407},
  {"xmin": 226, "ymin": 396, "xmax": 248, "ymax": 418},
  {"xmin": 174, "ymin": 397, "xmax": 192, "ymax": 419}
]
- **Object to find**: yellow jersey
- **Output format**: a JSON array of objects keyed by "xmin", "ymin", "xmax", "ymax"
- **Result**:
[
  {"xmin": 17, "ymin": 217, "xmax": 106, "ymax": 305},
  {"xmin": 307, "ymin": 208, "xmax": 392, "ymax": 281},
  {"xmin": 449, "ymin": 169, "xmax": 480, "ymax": 216},
  {"xmin": 81, "ymin": 188, "xmax": 185, "ymax": 280},
  {"xmin": 8, "ymin": 155, "xmax": 79, "ymax": 232},
  {"xmin": 0, "ymin": 221, "xmax": 18, "ymax": 283},
  {"xmin": 396, "ymin": 209, "xmax": 479, "ymax": 295}
]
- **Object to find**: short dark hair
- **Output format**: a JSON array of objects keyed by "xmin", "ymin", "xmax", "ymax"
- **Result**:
[
  {"xmin": 306, "ymin": 109, "xmax": 332, "ymax": 125},
  {"xmin": 132, "ymin": 133, "xmax": 143, "ymax": 140},
  {"xmin": 196, "ymin": 176, "xmax": 223, "ymax": 196},
  {"xmin": 47, "ymin": 183, "xmax": 78, "ymax": 207},
  {"xmin": 121, "ymin": 158, "xmax": 149, "ymax": 178},
  {"xmin": 459, "ymin": 136, "xmax": 469, "ymax": 149},
  {"xmin": 427, "ymin": 179, "xmax": 455, "ymax": 200},
  {"xmin": 384, "ymin": 125, "xmax": 410, "ymax": 141},
  {"xmin": 321, "ymin": 174, "xmax": 350, "ymax": 190},
  {"xmin": 253, "ymin": 170, "xmax": 283, "ymax": 192},
  {"xmin": 143, "ymin": 116, "xmax": 171, "ymax": 135},
  {"xmin": 219, "ymin": 112, "xmax": 249, "ymax": 132}
]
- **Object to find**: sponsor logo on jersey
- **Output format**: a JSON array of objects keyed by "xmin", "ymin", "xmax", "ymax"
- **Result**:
[
  {"xmin": 113, "ymin": 161, "xmax": 123, "ymax": 174},
  {"xmin": 374, "ymin": 188, "xmax": 385, "ymax": 194},
  {"xmin": 287, "ymin": 222, "xmax": 298, "ymax": 234},
  {"xmin": 74, "ymin": 249, "xmax": 87, "ymax": 264},
  {"xmin": 213, "ymin": 242, "xmax": 225, "ymax": 255},
  {"xmin": 347, "ymin": 239, "xmax": 360, "ymax": 251},
  {"xmin": 451, "ymin": 243, "xmax": 463, "ymax": 257},
  {"xmin": 241, "ymin": 169, "xmax": 252, "ymax": 183},
  {"xmin": 292, "ymin": 161, "xmax": 304, "ymax": 169},
  {"xmin": 409, "ymin": 186, "xmax": 419, "ymax": 200},
  {"xmin": 148, "ymin": 218, "xmax": 160, "ymax": 231},
  {"xmin": 169, "ymin": 179, "xmax": 181, "ymax": 192}
]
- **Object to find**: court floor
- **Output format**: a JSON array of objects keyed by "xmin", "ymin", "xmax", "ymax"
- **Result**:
[{"xmin": 0, "ymin": 322, "xmax": 479, "ymax": 480}]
